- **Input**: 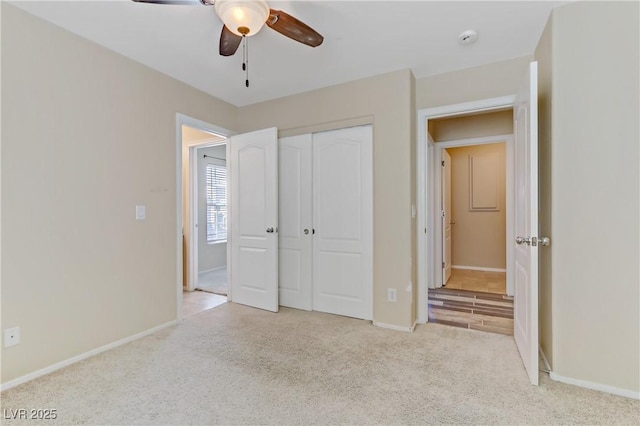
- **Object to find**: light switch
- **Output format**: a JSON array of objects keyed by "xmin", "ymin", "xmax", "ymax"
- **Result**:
[{"xmin": 136, "ymin": 205, "xmax": 146, "ymax": 220}]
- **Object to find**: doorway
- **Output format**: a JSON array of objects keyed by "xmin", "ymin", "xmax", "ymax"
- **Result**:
[
  {"xmin": 418, "ymin": 106, "xmax": 516, "ymax": 335},
  {"xmin": 177, "ymin": 114, "xmax": 233, "ymax": 320},
  {"xmin": 195, "ymin": 144, "xmax": 229, "ymax": 297},
  {"xmin": 418, "ymin": 62, "xmax": 540, "ymax": 385}
]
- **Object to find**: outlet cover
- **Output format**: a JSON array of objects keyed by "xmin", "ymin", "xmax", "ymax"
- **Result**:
[
  {"xmin": 135, "ymin": 205, "xmax": 146, "ymax": 220},
  {"xmin": 387, "ymin": 288, "xmax": 397, "ymax": 302},
  {"xmin": 4, "ymin": 327, "xmax": 20, "ymax": 347}
]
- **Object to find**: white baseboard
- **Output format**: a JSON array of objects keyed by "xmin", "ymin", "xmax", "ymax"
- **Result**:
[
  {"xmin": 198, "ymin": 265, "xmax": 227, "ymax": 275},
  {"xmin": 0, "ymin": 320, "xmax": 178, "ymax": 392},
  {"xmin": 373, "ymin": 320, "xmax": 417, "ymax": 332},
  {"xmin": 452, "ymin": 265, "xmax": 507, "ymax": 273},
  {"xmin": 548, "ymin": 371, "xmax": 639, "ymax": 400},
  {"xmin": 538, "ymin": 346, "xmax": 638, "ymax": 399}
]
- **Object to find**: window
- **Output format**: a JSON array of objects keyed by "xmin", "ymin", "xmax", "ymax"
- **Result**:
[{"xmin": 206, "ymin": 164, "xmax": 227, "ymax": 242}]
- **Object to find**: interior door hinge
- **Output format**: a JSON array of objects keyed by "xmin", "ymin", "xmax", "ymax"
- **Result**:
[
  {"xmin": 442, "ymin": 262, "xmax": 445, "ymax": 268},
  {"xmin": 442, "ymin": 160, "xmax": 445, "ymax": 167}
]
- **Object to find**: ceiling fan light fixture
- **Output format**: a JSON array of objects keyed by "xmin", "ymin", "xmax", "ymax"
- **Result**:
[{"xmin": 215, "ymin": 0, "xmax": 270, "ymax": 37}]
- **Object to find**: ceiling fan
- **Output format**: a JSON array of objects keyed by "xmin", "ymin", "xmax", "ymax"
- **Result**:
[{"xmin": 132, "ymin": 0, "xmax": 324, "ymax": 57}]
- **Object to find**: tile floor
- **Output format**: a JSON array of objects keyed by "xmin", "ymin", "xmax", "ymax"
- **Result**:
[
  {"xmin": 197, "ymin": 267, "xmax": 228, "ymax": 295},
  {"xmin": 183, "ymin": 290, "xmax": 227, "ymax": 318},
  {"xmin": 443, "ymin": 268, "xmax": 506, "ymax": 294},
  {"xmin": 428, "ymin": 288, "xmax": 514, "ymax": 335},
  {"xmin": 429, "ymin": 268, "xmax": 513, "ymax": 335}
]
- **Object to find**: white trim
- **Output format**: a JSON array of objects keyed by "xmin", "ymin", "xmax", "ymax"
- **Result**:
[
  {"xmin": 539, "ymin": 346, "xmax": 551, "ymax": 373},
  {"xmin": 417, "ymin": 97, "xmax": 516, "ymax": 324},
  {"xmin": 175, "ymin": 114, "xmax": 234, "ymax": 320},
  {"xmin": 373, "ymin": 321, "xmax": 417, "ymax": 333},
  {"xmin": 186, "ymin": 144, "xmax": 199, "ymax": 292},
  {"xmin": 452, "ymin": 265, "xmax": 507, "ymax": 273},
  {"xmin": 420, "ymin": 96, "xmax": 515, "ymax": 120},
  {"xmin": 198, "ymin": 266, "xmax": 227, "ymax": 275},
  {"xmin": 548, "ymin": 371, "xmax": 640, "ymax": 400},
  {"xmin": 434, "ymin": 134, "xmax": 514, "ymax": 149},
  {"xmin": 0, "ymin": 320, "xmax": 178, "ymax": 392}
]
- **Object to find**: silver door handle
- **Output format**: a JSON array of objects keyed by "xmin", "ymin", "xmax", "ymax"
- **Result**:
[
  {"xmin": 304, "ymin": 229, "xmax": 309, "ymax": 235},
  {"xmin": 266, "ymin": 227, "xmax": 274, "ymax": 233},
  {"xmin": 516, "ymin": 236, "xmax": 551, "ymax": 247}
]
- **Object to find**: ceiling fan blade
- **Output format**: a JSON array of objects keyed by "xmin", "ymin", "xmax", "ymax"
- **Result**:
[
  {"xmin": 266, "ymin": 9, "xmax": 323, "ymax": 48},
  {"xmin": 132, "ymin": 0, "xmax": 214, "ymax": 5},
  {"xmin": 220, "ymin": 25, "xmax": 242, "ymax": 56}
]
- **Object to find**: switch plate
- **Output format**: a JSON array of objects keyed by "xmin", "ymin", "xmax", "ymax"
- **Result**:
[
  {"xmin": 4, "ymin": 327, "xmax": 20, "ymax": 347},
  {"xmin": 387, "ymin": 288, "xmax": 397, "ymax": 302},
  {"xmin": 136, "ymin": 205, "xmax": 146, "ymax": 220}
]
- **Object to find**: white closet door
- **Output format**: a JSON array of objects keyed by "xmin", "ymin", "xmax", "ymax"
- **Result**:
[
  {"xmin": 312, "ymin": 125, "xmax": 373, "ymax": 320},
  {"xmin": 278, "ymin": 134, "xmax": 313, "ymax": 310},
  {"xmin": 230, "ymin": 127, "xmax": 279, "ymax": 312}
]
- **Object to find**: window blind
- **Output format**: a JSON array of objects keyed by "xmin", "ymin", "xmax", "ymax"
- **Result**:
[{"xmin": 206, "ymin": 164, "xmax": 227, "ymax": 242}]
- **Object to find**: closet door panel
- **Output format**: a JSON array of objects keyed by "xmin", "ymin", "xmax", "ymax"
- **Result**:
[
  {"xmin": 312, "ymin": 126, "xmax": 373, "ymax": 320},
  {"xmin": 278, "ymin": 134, "xmax": 313, "ymax": 310}
]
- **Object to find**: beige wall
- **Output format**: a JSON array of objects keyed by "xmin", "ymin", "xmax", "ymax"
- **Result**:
[
  {"xmin": 416, "ymin": 56, "xmax": 532, "ymax": 110},
  {"xmin": 197, "ymin": 145, "xmax": 227, "ymax": 272},
  {"xmin": 1, "ymin": 4, "xmax": 236, "ymax": 383},
  {"xmin": 238, "ymin": 69, "xmax": 416, "ymax": 328},
  {"xmin": 447, "ymin": 144, "xmax": 506, "ymax": 269},
  {"xmin": 430, "ymin": 110, "xmax": 513, "ymax": 142},
  {"xmin": 538, "ymin": 1, "xmax": 640, "ymax": 393}
]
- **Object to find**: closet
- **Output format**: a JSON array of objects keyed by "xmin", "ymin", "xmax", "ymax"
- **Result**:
[{"xmin": 278, "ymin": 125, "xmax": 373, "ymax": 320}]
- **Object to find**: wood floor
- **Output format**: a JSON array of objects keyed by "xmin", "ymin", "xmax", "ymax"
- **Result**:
[{"xmin": 429, "ymin": 269, "xmax": 513, "ymax": 335}]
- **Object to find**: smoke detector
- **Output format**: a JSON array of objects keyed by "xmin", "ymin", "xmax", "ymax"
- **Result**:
[{"xmin": 459, "ymin": 30, "xmax": 479, "ymax": 45}]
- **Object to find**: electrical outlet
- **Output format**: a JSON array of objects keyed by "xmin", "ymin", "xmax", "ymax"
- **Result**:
[
  {"xmin": 387, "ymin": 288, "xmax": 397, "ymax": 302},
  {"xmin": 4, "ymin": 327, "xmax": 20, "ymax": 348},
  {"xmin": 136, "ymin": 205, "xmax": 146, "ymax": 220}
]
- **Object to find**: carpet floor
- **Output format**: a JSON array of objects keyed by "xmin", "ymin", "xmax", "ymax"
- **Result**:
[{"xmin": 1, "ymin": 303, "xmax": 638, "ymax": 425}]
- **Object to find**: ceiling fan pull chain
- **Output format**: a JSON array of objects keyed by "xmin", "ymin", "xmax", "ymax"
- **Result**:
[
  {"xmin": 242, "ymin": 36, "xmax": 246, "ymax": 71},
  {"xmin": 245, "ymin": 36, "xmax": 249, "ymax": 88}
]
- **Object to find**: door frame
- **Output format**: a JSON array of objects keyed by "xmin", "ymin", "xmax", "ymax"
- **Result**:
[
  {"xmin": 416, "ymin": 96, "xmax": 515, "ymax": 324},
  {"xmin": 175, "ymin": 113, "xmax": 234, "ymax": 321},
  {"xmin": 432, "ymin": 135, "xmax": 514, "ymax": 294},
  {"xmin": 188, "ymin": 141, "xmax": 229, "ymax": 292}
]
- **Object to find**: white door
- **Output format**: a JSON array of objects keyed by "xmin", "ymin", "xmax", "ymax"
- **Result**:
[
  {"xmin": 230, "ymin": 127, "xmax": 279, "ymax": 312},
  {"xmin": 442, "ymin": 149, "xmax": 452, "ymax": 284},
  {"xmin": 514, "ymin": 62, "xmax": 539, "ymax": 385},
  {"xmin": 312, "ymin": 126, "xmax": 373, "ymax": 320},
  {"xmin": 278, "ymin": 134, "xmax": 313, "ymax": 310}
]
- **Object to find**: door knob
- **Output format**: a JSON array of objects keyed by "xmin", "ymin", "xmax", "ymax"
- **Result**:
[
  {"xmin": 304, "ymin": 229, "xmax": 309, "ymax": 235},
  {"xmin": 516, "ymin": 236, "xmax": 551, "ymax": 247},
  {"xmin": 266, "ymin": 227, "xmax": 274, "ymax": 233}
]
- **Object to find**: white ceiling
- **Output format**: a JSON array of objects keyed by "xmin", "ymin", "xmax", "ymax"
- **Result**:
[{"xmin": 10, "ymin": 0, "xmax": 566, "ymax": 107}]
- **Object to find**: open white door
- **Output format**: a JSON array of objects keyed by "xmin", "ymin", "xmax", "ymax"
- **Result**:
[
  {"xmin": 230, "ymin": 127, "xmax": 279, "ymax": 312},
  {"xmin": 514, "ymin": 62, "xmax": 539, "ymax": 385},
  {"xmin": 442, "ymin": 149, "xmax": 452, "ymax": 285}
]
